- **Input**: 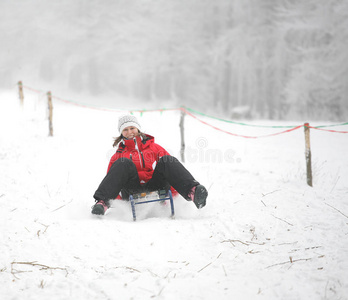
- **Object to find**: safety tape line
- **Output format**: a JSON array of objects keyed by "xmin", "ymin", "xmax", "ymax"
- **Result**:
[
  {"xmin": 184, "ymin": 106, "xmax": 348, "ymax": 129},
  {"xmin": 22, "ymin": 85, "xmax": 45, "ymax": 94},
  {"xmin": 51, "ymin": 95, "xmax": 125, "ymax": 112},
  {"xmin": 183, "ymin": 106, "xmax": 298, "ymax": 128},
  {"xmin": 22, "ymin": 85, "xmax": 124, "ymax": 112},
  {"xmin": 21, "ymin": 84, "xmax": 347, "ymax": 133},
  {"xmin": 315, "ymin": 123, "xmax": 348, "ymax": 128},
  {"xmin": 130, "ymin": 108, "xmax": 180, "ymax": 115},
  {"xmin": 182, "ymin": 108, "xmax": 303, "ymax": 138},
  {"xmin": 308, "ymin": 125, "xmax": 348, "ymax": 134},
  {"xmin": 22, "ymin": 85, "xmax": 178, "ymax": 113},
  {"xmin": 53, "ymin": 95, "xmax": 177, "ymax": 114},
  {"xmin": 185, "ymin": 109, "xmax": 348, "ymax": 137}
]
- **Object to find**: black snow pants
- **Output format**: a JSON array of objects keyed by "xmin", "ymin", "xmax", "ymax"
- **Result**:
[{"xmin": 93, "ymin": 155, "xmax": 199, "ymax": 201}]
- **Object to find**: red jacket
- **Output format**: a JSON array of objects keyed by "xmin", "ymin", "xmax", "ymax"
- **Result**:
[{"xmin": 108, "ymin": 135, "xmax": 177, "ymax": 196}]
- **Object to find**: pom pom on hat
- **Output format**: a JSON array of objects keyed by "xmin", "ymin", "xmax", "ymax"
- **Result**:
[{"xmin": 118, "ymin": 115, "xmax": 141, "ymax": 134}]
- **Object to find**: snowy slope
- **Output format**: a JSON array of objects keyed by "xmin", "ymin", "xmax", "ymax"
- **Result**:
[{"xmin": 1, "ymin": 89, "xmax": 348, "ymax": 300}]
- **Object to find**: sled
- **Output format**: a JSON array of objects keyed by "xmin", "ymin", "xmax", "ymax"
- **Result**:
[{"xmin": 129, "ymin": 189, "xmax": 175, "ymax": 221}]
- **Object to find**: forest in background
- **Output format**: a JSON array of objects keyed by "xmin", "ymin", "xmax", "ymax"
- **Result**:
[{"xmin": 1, "ymin": 0, "xmax": 348, "ymax": 120}]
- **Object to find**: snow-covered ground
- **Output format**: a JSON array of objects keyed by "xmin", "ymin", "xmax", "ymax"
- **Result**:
[{"xmin": 1, "ymin": 89, "xmax": 348, "ymax": 300}]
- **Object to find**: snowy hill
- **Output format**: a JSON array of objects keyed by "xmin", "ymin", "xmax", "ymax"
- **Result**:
[{"xmin": 1, "ymin": 89, "xmax": 348, "ymax": 299}]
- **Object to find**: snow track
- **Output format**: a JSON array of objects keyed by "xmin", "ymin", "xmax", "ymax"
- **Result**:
[{"xmin": 1, "ymin": 91, "xmax": 348, "ymax": 299}]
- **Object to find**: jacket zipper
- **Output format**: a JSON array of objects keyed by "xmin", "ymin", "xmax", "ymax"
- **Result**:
[
  {"xmin": 140, "ymin": 151, "xmax": 145, "ymax": 168},
  {"xmin": 134, "ymin": 138, "xmax": 145, "ymax": 169}
]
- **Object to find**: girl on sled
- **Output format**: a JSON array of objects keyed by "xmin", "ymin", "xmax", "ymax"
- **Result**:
[{"xmin": 92, "ymin": 114, "xmax": 208, "ymax": 215}]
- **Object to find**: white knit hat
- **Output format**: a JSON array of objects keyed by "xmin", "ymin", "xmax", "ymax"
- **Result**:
[{"xmin": 118, "ymin": 115, "xmax": 141, "ymax": 134}]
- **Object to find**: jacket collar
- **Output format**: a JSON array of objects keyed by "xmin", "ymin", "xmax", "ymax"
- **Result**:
[{"xmin": 120, "ymin": 134, "xmax": 154, "ymax": 150}]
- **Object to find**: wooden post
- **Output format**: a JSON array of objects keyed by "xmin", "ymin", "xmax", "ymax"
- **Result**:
[
  {"xmin": 18, "ymin": 81, "xmax": 24, "ymax": 106},
  {"xmin": 47, "ymin": 91, "xmax": 53, "ymax": 136},
  {"xmin": 179, "ymin": 108, "xmax": 186, "ymax": 163},
  {"xmin": 304, "ymin": 123, "xmax": 312, "ymax": 187}
]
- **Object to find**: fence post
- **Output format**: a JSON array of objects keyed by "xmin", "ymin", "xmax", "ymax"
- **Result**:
[
  {"xmin": 304, "ymin": 123, "xmax": 312, "ymax": 186},
  {"xmin": 18, "ymin": 81, "xmax": 24, "ymax": 106},
  {"xmin": 179, "ymin": 107, "xmax": 186, "ymax": 163},
  {"xmin": 47, "ymin": 91, "xmax": 53, "ymax": 136}
]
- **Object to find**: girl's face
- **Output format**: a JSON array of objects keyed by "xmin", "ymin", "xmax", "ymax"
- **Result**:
[{"xmin": 122, "ymin": 126, "xmax": 139, "ymax": 139}]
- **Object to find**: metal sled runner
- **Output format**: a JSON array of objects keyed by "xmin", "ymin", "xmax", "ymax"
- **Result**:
[{"xmin": 129, "ymin": 189, "xmax": 175, "ymax": 221}]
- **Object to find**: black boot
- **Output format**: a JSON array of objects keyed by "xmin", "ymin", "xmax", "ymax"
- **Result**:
[
  {"xmin": 191, "ymin": 185, "xmax": 208, "ymax": 209},
  {"xmin": 187, "ymin": 184, "xmax": 208, "ymax": 209},
  {"xmin": 91, "ymin": 200, "xmax": 110, "ymax": 215}
]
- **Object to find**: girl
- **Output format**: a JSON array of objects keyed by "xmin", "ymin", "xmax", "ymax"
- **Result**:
[{"xmin": 92, "ymin": 114, "xmax": 208, "ymax": 215}]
